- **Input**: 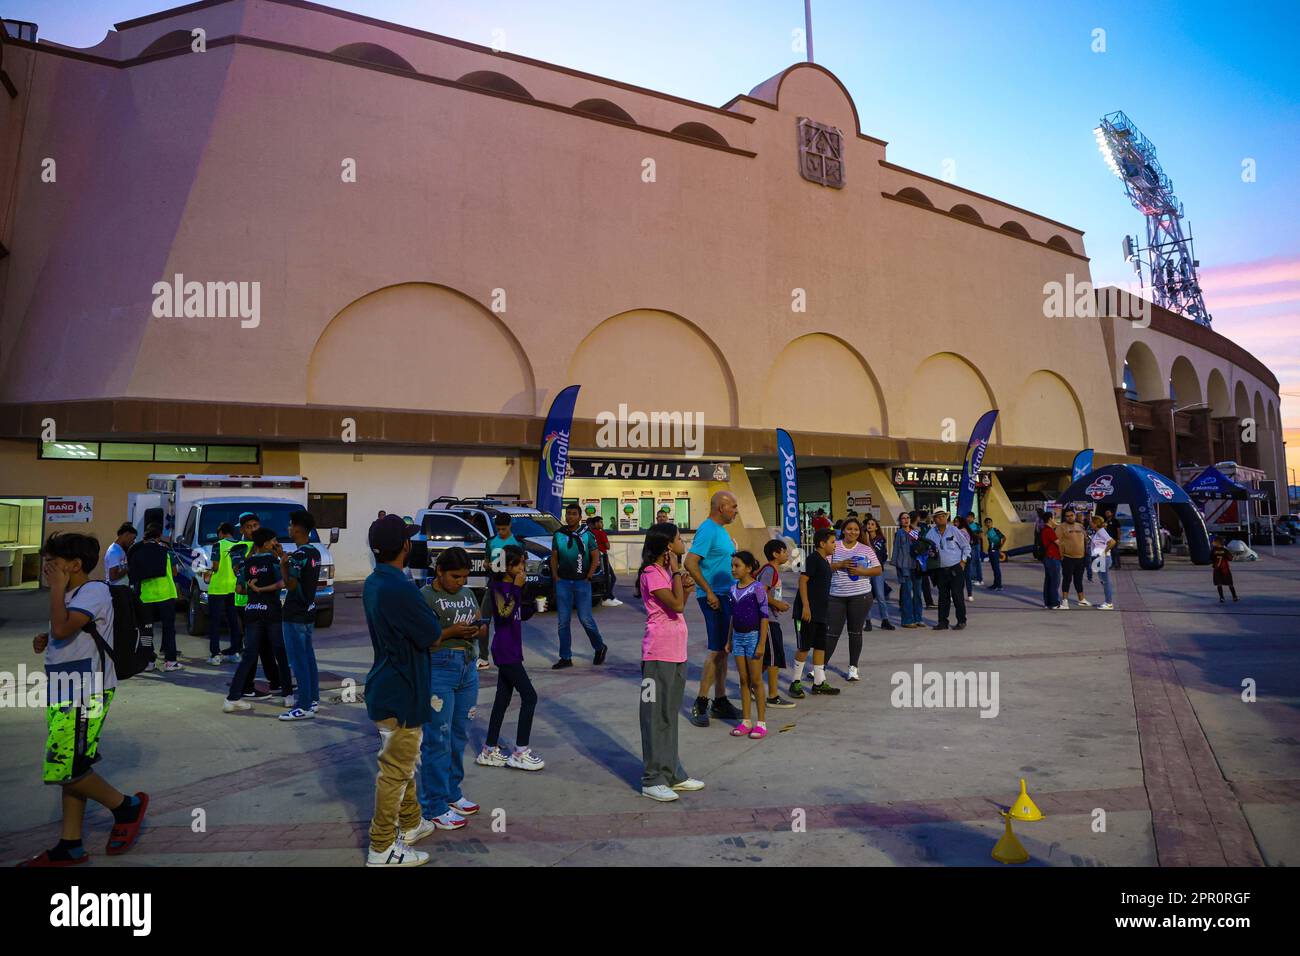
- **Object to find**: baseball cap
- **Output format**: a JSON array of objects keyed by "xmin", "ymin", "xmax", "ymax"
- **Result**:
[{"xmin": 369, "ymin": 514, "xmax": 418, "ymax": 556}]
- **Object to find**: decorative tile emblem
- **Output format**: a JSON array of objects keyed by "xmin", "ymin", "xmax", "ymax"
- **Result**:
[{"xmin": 797, "ymin": 117, "xmax": 845, "ymax": 188}]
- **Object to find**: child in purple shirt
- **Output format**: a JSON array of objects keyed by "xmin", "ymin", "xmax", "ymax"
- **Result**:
[
  {"xmin": 727, "ymin": 551, "xmax": 770, "ymax": 740},
  {"xmin": 476, "ymin": 546, "xmax": 544, "ymax": 771}
]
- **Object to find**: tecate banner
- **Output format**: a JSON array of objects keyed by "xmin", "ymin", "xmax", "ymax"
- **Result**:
[
  {"xmin": 776, "ymin": 428, "xmax": 800, "ymax": 544},
  {"xmin": 536, "ymin": 384, "xmax": 580, "ymax": 520}
]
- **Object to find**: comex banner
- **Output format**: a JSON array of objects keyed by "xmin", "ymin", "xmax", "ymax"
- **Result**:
[
  {"xmin": 776, "ymin": 428, "xmax": 800, "ymax": 545},
  {"xmin": 536, "ymin": 384, "xmax": 580, "ymax": 519},
  {"xmin": 955, "ymin": 410, "xmax": 998, "ymax": 521}
]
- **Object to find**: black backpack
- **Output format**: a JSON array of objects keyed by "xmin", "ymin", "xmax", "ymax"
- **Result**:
[
  {"xmin": 1031, "ymin": 528, "xmax": 1046, "ymax": 561},
  {"xmin": 127, "ymin": 539, "xmax": 170, "ymax": 581},
  {"xmin": 76, "ymin": 581, "xmax": 154, "ymax": 680}
]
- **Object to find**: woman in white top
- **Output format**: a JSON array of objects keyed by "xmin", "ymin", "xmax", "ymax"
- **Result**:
[
  {"xmin": 1089, "ymin": 515, "xmax": 1115, "ymax": 609},
  {"xmin": 825, "ymin": 518, "xmax": 882, "ymax": 683}
]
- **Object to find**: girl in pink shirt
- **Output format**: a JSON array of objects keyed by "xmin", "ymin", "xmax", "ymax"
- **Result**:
[{"xmin": 637, "ymin": 523, "xmax": 705, "ymax": 802}]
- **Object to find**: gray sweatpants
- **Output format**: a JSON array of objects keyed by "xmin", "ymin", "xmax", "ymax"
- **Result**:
[{"xmin": 640, "ymin": 659, "xmax": 689, "ymax": 789}]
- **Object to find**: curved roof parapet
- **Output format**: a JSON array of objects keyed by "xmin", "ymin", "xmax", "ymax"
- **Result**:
[
  {"xmin": 951, "ymin": 203, "xmax": 984, "ymax": 224},
  {"xmin": 742, "ymin": 62, "xmax": 883, "ymax": 145},
  {"xmin": 671, "ymin": 121, "xmax": 729, "ymax": 147},
  {"xmin": 895, "ymin": 187, "xmax": 933, "ymax": 207},
  {"xmin": 330, "ymin": 42, "xmax": 416, "ymax": 71},
  {"xmin": 1046, "ymin": 235, "xmax": 1074, "ymax": 253},
  {"xmin": 1000, "ymin": 220, "xmax": 1031, "ymax": 238},
  {"xmin": 457, "ymin": 70, "xmax": 534, "ymax": 99},
  {"xmin": 139, "ymin": 29, "xmax": 194, "ymax": 57},
  {"xmin": 573, "ymin": 98, "xmax": 636, "ymax": 123}
]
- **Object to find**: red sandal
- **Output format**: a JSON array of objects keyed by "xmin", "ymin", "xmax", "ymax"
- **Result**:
[
  {"xmin": 16, "ymin": 849, "xmax": 90, "ymax": 867},
  {"xmin": 106, "ymin": 792, "xmax": 149, "ymax": 856}
]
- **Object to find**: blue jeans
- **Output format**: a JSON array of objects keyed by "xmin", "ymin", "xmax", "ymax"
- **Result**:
[
  {"xmin": 970, "ymin": 547, "xmax": 984, "ymax": 583},
  {"xmin": 555, "ymin": 578, "xmax": 606, "ymax": 661},
  {"xmin": 1043, "ymin": 559, "xmax": 1062, "ymax": 608},
  {"xmin": 1094, "ymin": 554, "xmax": 1113, "ymax": 604},
  {"xmin": 869, "ymin": 574, "xmax": 890, "ymax": 623},
  {"xmin": 418, "ymin": 649, "xmax": 479, "ymax": 819},
  {"xmin": 282, "ymin": 621, "xmax": 319, "ymax": 707},
  {"xmin": 989, "ymin": 550, "xmax": 1002, "ymax": 589},
  {"xmin": 896, "ymin": 568, "xmax": 920, "ymax": 625}
]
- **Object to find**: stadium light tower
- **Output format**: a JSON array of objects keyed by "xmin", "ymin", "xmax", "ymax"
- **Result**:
[{"xmin": 1094, "ymin": 111, "xmax": 1213, "ymax": 328}]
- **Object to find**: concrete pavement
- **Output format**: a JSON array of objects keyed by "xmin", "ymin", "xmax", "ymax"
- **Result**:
[{"xmin": 1, "ymin": 548, "xmax": 1296, "ymax": 866}]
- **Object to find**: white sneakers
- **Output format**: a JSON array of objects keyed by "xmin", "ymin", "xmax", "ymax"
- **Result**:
[
  {"xmin": 366, "ymin": 841, "xmax": 428, "ymax": 867},
  {"xmin": 431, "ymin": 810, "xmax": 467, "ymax": 830},
  {"xmin": 163, "ymin": 661, "xmax": 183, "ymax": 672},
  {"xmin": 506, "ymin": 748, "xmax": 545, "ymax": 771},
  {"xmin": 452, "ymin": 797, "xmax": 480, "ymax": 815},
  {"xmin": 644, "ymin": 778, "xmax": 705, "ymax": 801},
  {"xmin": 1077, "ymin": 598, "xmax": 1092, "ymax": 607},
  {"xmin": 601, "ymin": 598, "xmax": 624, "ymax": 607},
  {"xmin": 479, "ymin": 745, "xmax": 545, "ymax": 771},
  {"xmin": 206, "ymin": 655, "xmax": 224, "ymax": 666},
  {"xmin": 1060, "ymin": 600, "xmax": 1071, "ymax": 609},
  {"xmin": 402, "ymin": 817, "xmax": 437, "ymax": 845},
  {"xmin": 847, "ymin": 666, "xmax": 860, "ymax": 682},
  {"xmin": 279, "ymin": 707, "xmax": 315, "ymax": 721},
  {"xmin": 222, "ymin": 699, "xmax": 252, "ymax": 713},
  {"xmin": 1098, "ymin": 603, "xmax": 1114, "ymax": 610}
]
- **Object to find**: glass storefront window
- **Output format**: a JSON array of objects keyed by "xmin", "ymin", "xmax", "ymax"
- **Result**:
[
  {"xmin": 207, "ymin": 445, "xmax": 258, "ymax": 463},
  {"xmin": 41, "ymin": 442, "xmax": 99, "ymax": 459},
  {"xmin": 100, "ymin": 442, "xmax": 154, "ymax": 461},
  {"xmin": 155, "ymin": 444, "xmax": 206, "ymax": 462}
]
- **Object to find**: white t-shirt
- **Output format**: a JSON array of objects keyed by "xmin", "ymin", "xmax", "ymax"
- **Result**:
[
  {"xmin": 1090, "ymin": 529, "xmax": 1113, "ymax": 558},
  {"xmin": 830, "ymin": 542, "xmax": 879, "ymax": 597},
  {"xmin": 104, "ymin": 542, "xmax": 129, "ymax": 587},
  {"xmin": 46, "ymin": 581, "xmax": 118, "ymax": 705}
]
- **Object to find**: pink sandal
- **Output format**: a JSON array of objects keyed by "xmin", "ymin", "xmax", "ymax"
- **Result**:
[
  {"xmin": 729, "ymin": 723, "xmax": 751, "ymax": 737},
  {"xmin": 748, "ymin": 725, "xmax": 768, "ymax": 740}
]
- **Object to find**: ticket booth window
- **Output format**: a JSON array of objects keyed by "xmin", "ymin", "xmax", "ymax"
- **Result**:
[{"xmin": 674, "ymin": 497, "xmax": 690, "ymax": 530}]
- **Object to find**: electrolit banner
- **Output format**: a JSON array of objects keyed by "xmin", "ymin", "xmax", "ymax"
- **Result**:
[
  {"xmin": 536, "ymin": 384, "xmax": 580, "ymax": 520},
  {"xmin": 1071, "ymin": 448, "xmax": 1095, "ymax": 482},
  {"xmin": 776, "ymin": 428, "xmax": 801, "ymax": 544},
  {"xmin": 955, "ymin": 410, "xmax": 998, "ymax": 521}
]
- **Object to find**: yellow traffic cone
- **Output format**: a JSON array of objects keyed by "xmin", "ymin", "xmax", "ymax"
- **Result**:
[
  {"xmin": 1008, "ymin": 777, "xmax": 1043, "ymax": 822},
  {"xmin": 992, "ymin": 813, "xmax": 1029, "ymax": 864}
]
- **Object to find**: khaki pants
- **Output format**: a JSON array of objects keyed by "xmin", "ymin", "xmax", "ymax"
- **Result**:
[{"xmin": 369, "ymin": 717, "xmax": 424, "ymax": 853}]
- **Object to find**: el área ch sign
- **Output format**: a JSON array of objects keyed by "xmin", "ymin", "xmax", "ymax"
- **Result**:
[
  {"xmin": 568, "ymin": 459, "xmax": 731, "ymax": 482},
  {"xmin": 892, "ymin": 468, "xmax": 991, "ymax": 490}
]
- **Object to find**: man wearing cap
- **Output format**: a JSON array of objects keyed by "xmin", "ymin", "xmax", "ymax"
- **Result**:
[{"xmin": 363, "ymin": 514, "xmax": 442, "ymax": 866}]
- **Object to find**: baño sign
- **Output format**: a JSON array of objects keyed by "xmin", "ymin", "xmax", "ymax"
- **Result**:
[{"xmin": 46, "ymin": 496, "xmax": 93, "ymax": 523}]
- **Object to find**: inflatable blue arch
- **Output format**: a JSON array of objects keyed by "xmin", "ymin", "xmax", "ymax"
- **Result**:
[{"xmin": 1057, "ymin": 464, "xmax": 1211, "ymax": 570}]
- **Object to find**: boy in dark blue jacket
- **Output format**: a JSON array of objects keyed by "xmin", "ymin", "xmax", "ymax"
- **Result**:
[{"xmin": 362, "ymin": 515, "xmax": 440, "ymax": 867}]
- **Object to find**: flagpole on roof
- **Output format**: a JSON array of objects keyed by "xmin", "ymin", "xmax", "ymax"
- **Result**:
[{"xmin": 805, "ymin": 0, "xmax": 815, "ymax": 62}]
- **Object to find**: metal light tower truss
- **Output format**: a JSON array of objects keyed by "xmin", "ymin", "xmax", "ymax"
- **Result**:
[{"xmin": 1094, "ymin": 110, "xmax": 1213, "ymax": 327}]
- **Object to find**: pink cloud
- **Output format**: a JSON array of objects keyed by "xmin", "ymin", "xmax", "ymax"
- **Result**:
[{"xmin": 1199, "ymin": 255, "xmax": 1300, "ymax": 291}]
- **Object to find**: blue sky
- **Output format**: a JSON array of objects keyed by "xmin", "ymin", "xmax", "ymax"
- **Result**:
[{"xmin": 15, "ymin": 0, "xmax": 1300, "ymax": 425}]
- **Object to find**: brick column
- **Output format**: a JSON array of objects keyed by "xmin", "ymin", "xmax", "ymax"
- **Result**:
[
  {"xmin": 1214, "ymin": 416, "xmax": 1240, "ymax": 464},
  {"xmin": 1146, "ymin": 399, "xmax": 1177, "ymax": 476},
  {"xmin": 1187, "ymin": 407, "xmax": 1214, "ymax": 467}
]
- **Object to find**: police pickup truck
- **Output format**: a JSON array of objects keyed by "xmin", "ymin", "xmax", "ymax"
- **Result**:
[
  {"xmin": 128, "ymin": 475, "xmax": 337, "ymax": 634},
  {"xmin": 409, "ymin": 497, "xmax": 611, "ymax": 606}
]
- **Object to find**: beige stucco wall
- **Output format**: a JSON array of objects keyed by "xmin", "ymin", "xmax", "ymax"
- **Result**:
[{"xmin": 2, "ymin": 10, "xmax": 1126, "ymax": 462}]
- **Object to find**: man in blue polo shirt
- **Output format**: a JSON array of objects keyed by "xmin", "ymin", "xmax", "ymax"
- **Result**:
[
  {"xmin": 685, "ymin": 490, "xmax": 742, "ymax": 727},
  {"xmin": 924, "ymin": 510, "xmax": 970, "ymax": 631}
]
